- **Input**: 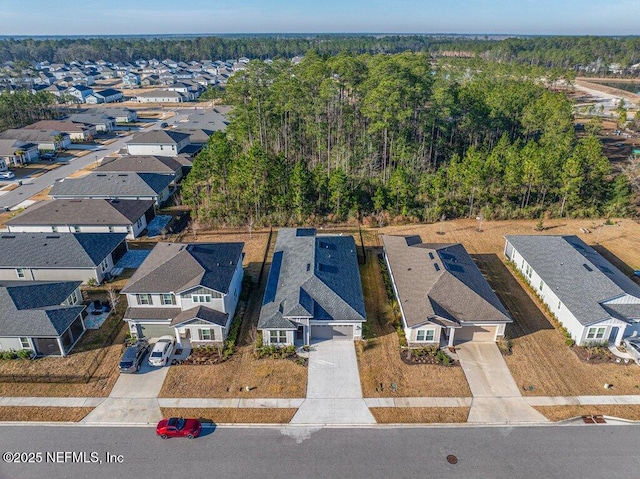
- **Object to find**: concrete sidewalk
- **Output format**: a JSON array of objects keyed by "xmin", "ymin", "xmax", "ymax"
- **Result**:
[
  {"xmin": 456, "ymin": 343, "xmax": 548, "ymax": 423},
  {"xmin": 291, "ymin": 340, "xmax": 375, "ymax": 425}
]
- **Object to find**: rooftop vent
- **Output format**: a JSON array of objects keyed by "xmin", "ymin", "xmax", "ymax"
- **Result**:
[
  {"xmin": 583, "ymin": 264, "xmax": 593, "ymax": 272},
  {"xmin": 434, "ymin": 263, "xmax": 440, "ymax": 272}
]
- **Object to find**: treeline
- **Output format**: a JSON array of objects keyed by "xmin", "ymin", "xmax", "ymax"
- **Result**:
[
  {"xmin": 182, "ymin": 53, "xmax": 630, "ymax": 227},
  {"xmin": 1, "ymin": 35, "xmax": 640, "ymax": 72},
  {"xmin": 0, "ymin": 90, "xmax": 58, "ymax": 131}
]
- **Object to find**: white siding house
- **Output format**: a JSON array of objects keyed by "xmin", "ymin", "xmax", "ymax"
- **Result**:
[{"xmin": 505, "ymin": 235, "xmax": 640, "ymax": 346}]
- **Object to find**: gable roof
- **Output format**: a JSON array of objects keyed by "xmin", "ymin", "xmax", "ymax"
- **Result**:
[
  {"xmin": 97, "ymin": 155, "xmax": 183, "ymax": 174},
  {"xmin": 0, "ymin": 281, "xmax": 85, "ymax": 336},
  {"xmin": 258, "ymin": 228, "xmax": 366, "ymax": 329},
  {"xmin": 122, "ymin": 242, "xmax": 244, "ymax": 295},
  {"xmin": 25, "ymin": 120, "xmax": 91, "ymax": 133},
  {"xmin": 382, "ymin": 235, "xmax": 512, "ymax": 328},
  {"xmin": 127, "ymin": 130, "xmax": 189, "ymax": 146},
  {"xmin": 0, "ymin": 232, "xmax": 126, "ymax": 269},
  {"xmin": 170, "ymin": 306, "xmax": 229, "ymax": 327},
  {"xmin": 0, "ymin": 129, "xmax": 67, "ymax": 143},
  {"xmin": 50, "ymin": 172, "xmax": 173, "ymax": 198},
  {"xmin": 5, "ymin": 199, "xmax": 153, "ymax": 227},
  {"xmin": 67, "ymin": 112, "xmax": 114, "ymax": 125},
  {"xmin": 505, "ymin": 235, "xmax": 640, "ymax": 325}
]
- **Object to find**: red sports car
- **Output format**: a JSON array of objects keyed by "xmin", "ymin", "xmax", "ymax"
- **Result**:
[{"xmin": 156, "ymin": 417, "xmax": 202, "ymax": 439}]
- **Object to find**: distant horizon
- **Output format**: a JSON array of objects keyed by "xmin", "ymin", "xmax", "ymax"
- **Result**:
[{"xmin": 1, "ymin": 1, "xmax": 638, "ymax": 37}]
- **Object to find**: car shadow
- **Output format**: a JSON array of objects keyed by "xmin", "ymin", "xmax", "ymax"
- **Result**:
[{"xmin": 197, "ymin": 420, "xmax": 217, "ymax": 437}]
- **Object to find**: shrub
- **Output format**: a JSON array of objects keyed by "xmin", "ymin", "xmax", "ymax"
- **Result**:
[
  {"xmin": 2, "ymin": 350, "xmax": 17, "ymax": 360},
  {"xmin": 16, "ymin": 349, "xmax": 33, "ymax": 359},
  {"xmin": 86, "ymin": 278, "xmax": 97, "ymax": 287},
  {"xmin": 565, "ymin": 338, "xmax": 575, "ymax": 347}
]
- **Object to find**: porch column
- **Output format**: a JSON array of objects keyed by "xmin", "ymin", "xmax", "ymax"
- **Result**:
[
  {"xmin": 616, "ymin": 327, "xmax": 625, "ymax": 347},
  {"xmin": 175, "ymin": 327, "xmax": 182, "ymax": 347},
  {"xmin": 448, "ymin": 328, "xmax": 455, "ymax": 348},
  {"xmin": 57, "ymin": 337, "xmax": 66, "ymax": 357}
]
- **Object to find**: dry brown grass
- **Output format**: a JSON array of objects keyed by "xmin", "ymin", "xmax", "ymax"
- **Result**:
[
  {"xmin": 0, "ymin": 300, "xmax": 128, "ymax": 397},
  {"xmin": 28, "ymin": 186, "xmax": 52, "ymax": 202},
  {"xmin": 534, "ymin": 405, "xmax": 640, "ymax": 422},
  {"xmin": 356, "ymin": 247, "xmax": 472, "ymax": 398},
  {"xmin": 374, "ymin": 218, "xmax": 640, "ymax": 397},
  {"xmin": 160, "ymin": 408, "xmax": 296, "ymax": 423},
  {"xmin": 0, "ymin": 407, "xmax": 94, "ymax": 422},
  {"xmin": 370, "ymin": 407, "xmax": 470, "ymax": 423}
]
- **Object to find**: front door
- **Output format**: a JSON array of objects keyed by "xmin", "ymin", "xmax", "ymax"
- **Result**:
[
  {"xmin": 296, "ymin": 325, "xmax": 304, "ymax": 342},
  {"xmin": 609, "ymin": 327, "xmax": 619, "ymax": 344}
]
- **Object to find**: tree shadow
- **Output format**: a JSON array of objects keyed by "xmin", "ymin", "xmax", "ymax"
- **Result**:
[
  {"xmin": 591, "ymin": 244, "xmax": 637, "ymax": 279},
  {"xmin": 472, "ymin": 253, "xmax": 555, "ymax": 339}
]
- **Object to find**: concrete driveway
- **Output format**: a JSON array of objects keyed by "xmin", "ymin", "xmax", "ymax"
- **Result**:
[
  {"xmin": 456, "ymin": 342, "xmax": 547, "ymax": 424},
  {"xmin": 82, "ymin": 349, "xmax": 170, "ymax": 424},
  {"xmin": 291, "ymin": 340, "xmax": 375, "ymax": 425}
]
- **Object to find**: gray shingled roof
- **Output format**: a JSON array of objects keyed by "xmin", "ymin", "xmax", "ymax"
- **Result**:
[
  {"xmin": 258, "ymin": 228, "xmax": 366, "ymax": 329},
  {"xmin": 0, "ymin": 233, "xmax": 127, "ymax": 268},
  {"xmin": 122, "ymin": 242, "xmax": 244, "ymax": 295},
  {"xmin": 124, "ymin": 307, "xmax": 182, "ymax": 320},
  {"xmin": 505, "ymin": 235, "xmax": 640, "ymax": 326},
  {"xmin": 0, "ymin": 281, "xmax": 85, "ymax": 336},
  {"xmin": 68, "ymin": 112, "xmax": 114, "ymax": 125},
  {"xmin": 98, "ymin": 155, "xmax": 182, "ymax": 174},
  {"xmin": 382, "ymin": 235, "xmax": 512, "ymax": 328},
  {"xmin": 170, "ymin": 306, "xmax": 228, "ymax": 327},
  {"xmin": 127, "ymin": 130, "xmax": 189, "ymax": 145},
  {"xmin": 5, "ymin": 199, "xmax": 153, "ymax": 227},
  {"xmin": 0, "ymin": 128, "xmax": 67, "ymax": 143},
  {"xmin": 50, "ymin": 172, "xmax": 173, "ymax": 198}
]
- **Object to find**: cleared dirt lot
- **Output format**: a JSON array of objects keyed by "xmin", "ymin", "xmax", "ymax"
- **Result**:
[{"xmin": 376, "ymin": 218, "xmax": 640, "ymax": 396}]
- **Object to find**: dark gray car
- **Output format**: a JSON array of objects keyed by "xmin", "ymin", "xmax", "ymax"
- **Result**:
[{"xmin": 119, "ymin": 340, "xmax": 150, "ymax": 373}]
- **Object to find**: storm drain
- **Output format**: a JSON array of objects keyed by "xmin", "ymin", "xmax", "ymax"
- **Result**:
[{"xmin": 582, "ymin": 415, "xmax": 606, "ymax": 424}]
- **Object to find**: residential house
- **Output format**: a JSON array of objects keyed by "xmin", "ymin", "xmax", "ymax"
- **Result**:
[
  {"xmin": 85, "ymin": 88, "xmax": 123, "ymax": 104},
  {"xmin": 0, "ymin": 232, "xmax": 128, "ymax": 285},
  {"xmin": 50, "ymin": 172, "xmax": 175, "ymax": 206},
  {"xmin": 122, "ymin": 242, "xmax": 244, "ymax": 344},
  {"xmin": 126, "ymin": 130, "xmax": 192, "ymax": 157},
  {"xmin": 504, "ymin": 235, "xmax": 640, "ymax": 346},
  {"xmin": 0, "ymin": 280, "xmax": 86, "ymax": 357},
  {"xmin": 97, "ymin": 107, "xmax": 137, "ymax": 123},
  {"xmin": 382, "ymin": 235, "xmax": 512, "ymax": 346},
  {"xmin": 97, "ymin": 155, "xmax": 190, "ymax": 182},
  {"xmin": 67, "ymin": 111, "xmax": 116, "ymax": 132},
  {"xmin": 6, "ymin": 199, "xmax": 155, "ymax": 239},
  {"xmin": 135, "ymin": 89, "xmax": 185, "ymax": 103},
  {"xmin": 67, "ymin": 85, "xmax": 94, "ymax": 103},
  {"xmin": 0, "ymin": 139, "xmax": 39, "ymax": 167},
  {"xmin": 0, "ymin": 129, "xmax": 71, "ymax": 151},
  {"xmin": 122, "ymin": 72, "xmax": 141, "ymax": 88},
  {"xmin": 258, "ymin": 228, "xmax": 366, "ymax": 346},
  {"xmin": 25, "ymin": 120, "xmax": 96, "ymax": 142}
]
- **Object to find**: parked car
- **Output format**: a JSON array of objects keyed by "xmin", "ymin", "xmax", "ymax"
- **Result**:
[
  {"xmin": 119, "ymin": 339, "xmax": 149, "ymax": 373},
  {"xmin": 160, "ymin": 122, "xmax": 168, "ymax": 128},
  {"xmin": 0, "ymin": 171, "xmax": 15, "ymax": 179},
  {"xmin": 156, "ymin": 417, "xmax": 202, "ymax": 439},
  {"xmin": 41, "ymin": 152, "xmax": 57, "ymax": 160},
  {"xmin": 148, "ymin": 336, "xmax": 175, "ymax": 366},
  {"xmin": 623, "ymin": 337, "xmax": 640, "ymax": 364}
]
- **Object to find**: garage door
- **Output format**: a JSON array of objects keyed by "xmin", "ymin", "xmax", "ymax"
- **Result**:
[
  {"xmin": 311, "ymin": 325, "xmax": 353, "ymax": 340},
  {"xmin": 454, "ymin": 325, "xmax": 497, "ymax": 344},
  {"xmin": 136, "ymin": 323, "xmax": 175, "ymax": 340}
]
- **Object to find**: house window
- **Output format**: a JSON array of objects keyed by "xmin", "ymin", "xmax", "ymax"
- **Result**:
[
  {"xmin": 19, "ymin": 337, "xmax": 30, "ymax": 349},
  {"xmin": 108, "ymin": 226, "xmax": 115, "ymax": 233},
  {"xmin": 416, "ymin": 329, "xmax": 435, "ymax": 342},
  {"xmin": 192, "ymin": 294, "xmax": 211, "ymax": 303},
  {"xmin": 136, "ymin": 218, "xmax": 143, "ymax": 228},
  {"xmin": 73, "ymin": 226, "xmax": 81, "ymax": 233},
  {"xmin": 161, "ymin": 293, "xmax": 175, "ymax": 305},
  {"xmin": 67, "ymin": 290, "xmax": 79, "ymax": 305},
  {"xmin": 137, "ymin": 294, "xmax": 152, "ymax": 305},
  {"xmin": 525, "ymin": 264, "xmax": 532, "ymax": 278},
  {"xmin": 199, "ymin": 329, "xmax": 214, "ymax": 341},
  {"xmin": 558, "ymin": 300, "xmax": 562, "ymax": 310},
  {"xmin": 16, "ymin": 268, "xmax": 25, "ymax": 278},
  {"xmin": 269, "ymin": 330, "xmax": 287, "ymax": 344},
  {"xmin": 539, "ymin": 280, "xmax": 544, "ymax": 291},
  {"xmin": 51, "ymin": 226, "xmax": 58, "ymax": 233},
  {"xmin": 586, "ymin": 327, "xmax": 606, "ymax": 340}
]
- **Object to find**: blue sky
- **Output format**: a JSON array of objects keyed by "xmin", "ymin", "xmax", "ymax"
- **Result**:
[{"xmin": 1, "ymin": 0, "xmax": 638, "ymax": 36}]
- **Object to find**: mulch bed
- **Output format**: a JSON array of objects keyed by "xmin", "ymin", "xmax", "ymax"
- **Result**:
[
  {"xmin": 400, "ymin": 349, "xmax": 460, "ymax": 367},
  {"xmin": 572, "ymin": 345, "xmax": 634, "ymax": 365},
  {"xmin": 178, "ymin": 348, "xmax": 226, "ymax": 365}
]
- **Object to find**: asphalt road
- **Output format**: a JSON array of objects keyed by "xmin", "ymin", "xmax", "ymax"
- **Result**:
[
  {"xmin": 0, "ymin": 424, "xmax": 638, "ymax": 479},
  {"xmin": 0, "ymin": 108, "xmax": 193, "ymax": 210}
]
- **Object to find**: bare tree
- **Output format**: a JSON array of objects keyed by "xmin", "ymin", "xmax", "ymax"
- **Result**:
[
  {"xmin": 106, "ymin": 285, "xmax": 119, "ymax": 311},
  {"xmin": 247, "ymin": 215, "xmax": 255, "ymax": 239}
]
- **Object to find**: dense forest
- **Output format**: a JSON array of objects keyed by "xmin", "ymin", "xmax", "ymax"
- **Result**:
[
  {"xmin": 0, "ymin": 90, "xmax": 58, "ymax": 131},
  {"xmin": 182, "ymin": 53, "xmax": 630, "ymax": 228},
  {"xmin": 1, "ymin": 35, "xmax": 640, "ymax": 73}
]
